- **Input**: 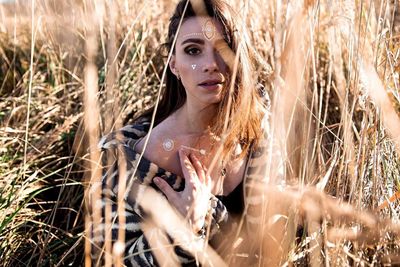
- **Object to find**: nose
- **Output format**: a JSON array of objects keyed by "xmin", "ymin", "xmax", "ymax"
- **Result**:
[{"xmin": 202, "ymin": 50, "xmax": 220, "ymax": 73}]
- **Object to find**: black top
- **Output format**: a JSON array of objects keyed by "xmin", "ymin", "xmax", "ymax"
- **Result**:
[{"xmin": 216, "ymin": 181, "xmax": 244, "ymax": 215}]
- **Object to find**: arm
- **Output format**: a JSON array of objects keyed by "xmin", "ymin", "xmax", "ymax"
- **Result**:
[{"xmin": 91, "ymin": 154, "xmax": 159, "ymax": 267}]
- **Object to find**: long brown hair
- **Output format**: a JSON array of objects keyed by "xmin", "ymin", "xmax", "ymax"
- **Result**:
[{"xmin": 137, "ymin": 0, "xmax": 266, "ymax": 160}]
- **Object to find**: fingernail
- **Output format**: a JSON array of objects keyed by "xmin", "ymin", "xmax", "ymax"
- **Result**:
[{"xmin": 153, "ymin": 177, "xmax": 160, "ymax": 183}]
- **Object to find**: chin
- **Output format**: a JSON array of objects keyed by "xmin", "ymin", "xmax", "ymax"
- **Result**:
[{"xmin": 204, "ymin": 97, "xmax": 222, "ymax": 105}]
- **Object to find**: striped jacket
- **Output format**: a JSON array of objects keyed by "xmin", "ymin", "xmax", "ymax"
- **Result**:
[{"xmin": 90, "ymin": 116, "xmax": 283, "ymax": 266}]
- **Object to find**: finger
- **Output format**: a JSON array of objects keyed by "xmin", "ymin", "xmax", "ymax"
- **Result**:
[
  {"xmin": 153, "ymin": 177, "xmax": 178, "ymax": 202},
  {"xmin": 179, "ymin": 149, "xmax": 197, "ymax": 185},
  {"xmin": 189, "ymin": 153, "xmax": 206, "ymax": 183},
  {"xmin": 191, "ymin": 153, "xmax": 212, "ymax": 186}
]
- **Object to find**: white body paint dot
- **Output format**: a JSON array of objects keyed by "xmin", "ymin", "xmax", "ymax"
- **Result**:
[{"xmin": 162, "ymin": 138, "xmax": 174, "ymax": 151}]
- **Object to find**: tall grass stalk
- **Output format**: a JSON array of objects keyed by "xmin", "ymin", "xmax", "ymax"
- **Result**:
[{"xmin": 22, "ymin": 0, "xmax": 35, "ymax": 181}]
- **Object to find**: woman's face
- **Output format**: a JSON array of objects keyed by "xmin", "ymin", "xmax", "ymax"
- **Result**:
[{"xmin": 170, "ymin": 17, "xmax": 229, "ymax": 108}]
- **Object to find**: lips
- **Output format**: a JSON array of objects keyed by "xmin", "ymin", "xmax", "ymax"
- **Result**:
[{"xmin": 199, "ymin": 79, "xmax": 224, "ymax": 86}]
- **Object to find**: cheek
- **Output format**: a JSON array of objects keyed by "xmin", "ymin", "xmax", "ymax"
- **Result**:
[
  {"xmin": 176, "ymin": 52, "xmax": 201, "ymax": 73},
  {"xmin": 178, "ymin": 62, "xmax": 197, "ymax": 81}
]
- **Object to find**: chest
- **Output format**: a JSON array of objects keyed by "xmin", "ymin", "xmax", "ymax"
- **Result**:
[{"xmin": 134, "ymin": 131, "xmax": 247, "ymax": 196}]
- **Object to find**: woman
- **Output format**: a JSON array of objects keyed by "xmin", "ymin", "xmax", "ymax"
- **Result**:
[{"xmin": 92, "ymin": 0, "xmax": 268, "ymax": 265}]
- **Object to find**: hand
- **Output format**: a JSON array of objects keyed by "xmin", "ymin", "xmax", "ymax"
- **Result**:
[{"xmin": 153, "ymin": 148, "xmax": 212, "ymax": 232}]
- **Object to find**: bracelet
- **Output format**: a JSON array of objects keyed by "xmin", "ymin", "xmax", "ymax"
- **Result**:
[{"xmin": 198, "ymin": 196, "xmax": 223, "ymax": 239}]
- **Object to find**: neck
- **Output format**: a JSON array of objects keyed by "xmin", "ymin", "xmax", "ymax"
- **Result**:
[{"xmin": 174, "ymin": 101, "xmax": 218, "ymax": 134}]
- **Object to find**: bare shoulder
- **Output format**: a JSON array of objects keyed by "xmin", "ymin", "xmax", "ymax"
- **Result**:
[
  {"xmin": 135, "ymin": 119, "xmax": 172, "ymax": 154},
  {"xmin": 134, "ymin": 118, "xmax": 182, "ymax": 175}
]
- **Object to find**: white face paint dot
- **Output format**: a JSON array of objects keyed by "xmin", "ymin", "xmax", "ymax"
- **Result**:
[
  {"xmin": 191, "ymin": 64, "xmax": 196, "ymax": 70},
  {"xmin": 162, "ymin": 138, "xmax": 174, "ymax": 151}
]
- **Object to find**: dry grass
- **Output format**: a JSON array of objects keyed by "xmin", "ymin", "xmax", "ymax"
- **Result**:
[{"xmin": 0, "ymin": 0, "xmax": 399, "ymax": 266}]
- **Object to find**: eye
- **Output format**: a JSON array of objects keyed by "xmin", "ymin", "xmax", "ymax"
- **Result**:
[{"xmin": 184, "ymin": 47, "xmax": 201, "ymax": 56}]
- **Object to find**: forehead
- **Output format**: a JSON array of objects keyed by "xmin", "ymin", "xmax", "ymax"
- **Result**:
[{"xmin": 177, "ymin": 17, "xmax": 224, "ymax": 43}]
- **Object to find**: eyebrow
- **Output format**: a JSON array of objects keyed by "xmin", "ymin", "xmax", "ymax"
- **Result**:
[
  {"xmin": 180, "ymin": 37, "xmax": 227, "ymax": 47},
  {"xmin": 181, "ymin": 38, "xmax": 205, "ymax": 46}
]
